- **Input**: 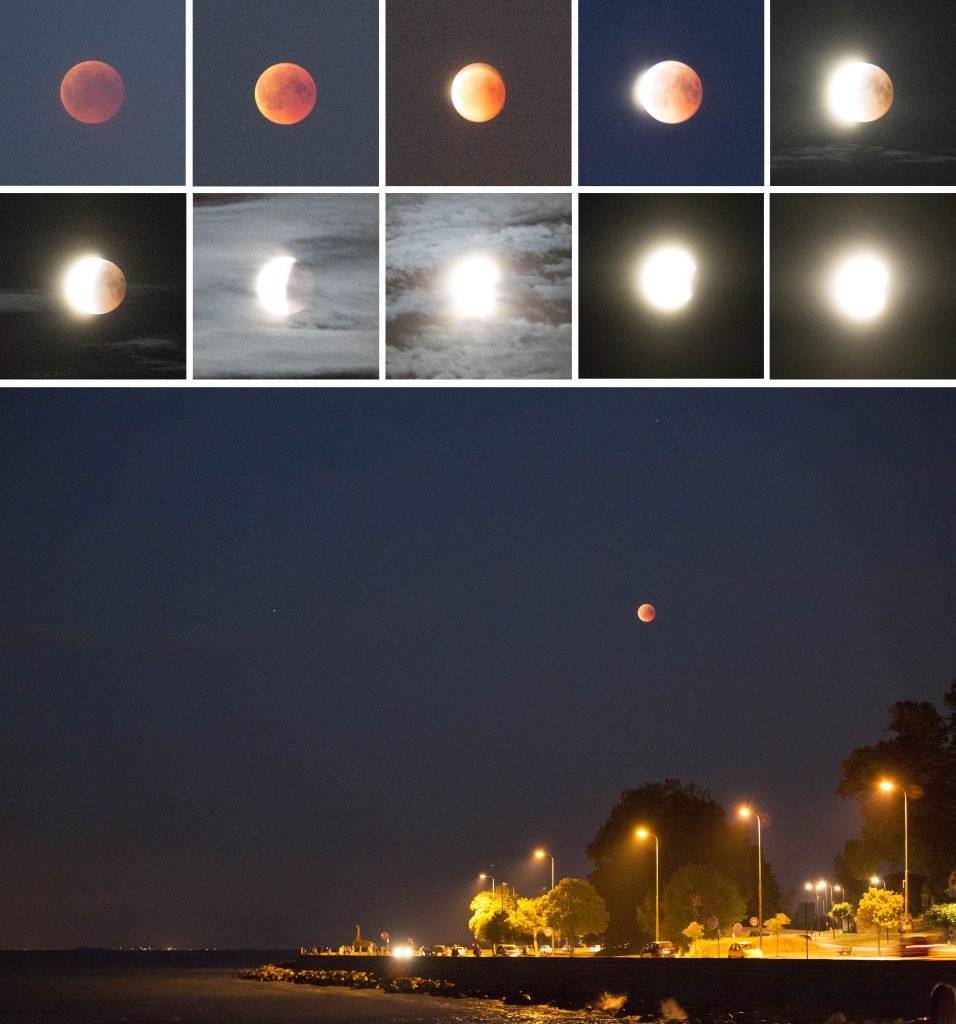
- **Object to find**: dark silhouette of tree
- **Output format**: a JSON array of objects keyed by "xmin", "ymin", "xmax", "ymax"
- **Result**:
[{"xmin": 586, "ymin": 779, "xmax": 783, "ymax": 945}]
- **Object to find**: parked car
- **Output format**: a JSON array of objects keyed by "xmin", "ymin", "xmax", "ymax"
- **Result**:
[
  {"xmin": 728, "ymin": 942, "xmax": 764, "ymax": 959},
  {"xmin": 749, "ymin": 929, "xmax": 771, "ymax": 937},
  {"xmin": 639, "ymin": 941, "xmax": 676, "ymax": 958},
  {"xmin": 539, "ymin": 944, "xmax": 552, "ymax": 954},
  {"xmin": 420, "ymin": 944, "xmax": 448, "ymax": 956},
  {"xmin": 601, "ymin": 942, "xmax": 638, "ymax": 957},
  {"xmin": 494, "ymin": 943, "xmax": 524, "ymax": 957}
]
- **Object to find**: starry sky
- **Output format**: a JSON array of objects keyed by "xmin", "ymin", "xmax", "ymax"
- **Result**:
[
  {"xmin": 771, "ymin": 195, "xmax": 956, "ymax": 379},
  {"xmin": 0, "ymin": 195, "xmax": 185, "ymax": 379},
  {"xmin": 579, "ymin": 0, "xmax": 763, "ymax": 186},
  {"xmin": 0, "ymin": 0, "xmax": 184, "ymax": 185},
  {"xmin": 1, "ymin": 388, "xmax": 954, "ymax": 950},
  {"xmin": 387, "ymin": 194, "xmax": 572, "ymax": 379},
  {"xmin": 772, "ymin": 0, "xmax": 956, "ymax": 185},
  {"xmin": 386, "ymin": 0, "xmax": 571, "ymax": 186},
  {"xmin": 579, "ymin": 194, "xmax": 764, "ymax": 379},
  {"xmin": 193, "ymin": 0, "xmax": 378, "ymax": 186},
  {"xmin": 193, "ymin": 195, "xmax": 378, "ymax": 380}
]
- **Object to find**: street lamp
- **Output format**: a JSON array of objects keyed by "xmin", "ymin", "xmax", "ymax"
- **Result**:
[
  {"xmin": 635, "ymin": 827, "xmax": 660, "ymax": 943},
  {"xmin": 869, "ymin": 875, "xmax": 885, "ymax": 889},
  {"xmin": 878, "ymin": 779, "xmax": 909, "ymax": 928},
  {"xmin": 804, "ymin": 882, "xmax": 815, "ymax": 937},
  {"xmin": 534, "ymin": 849, "xmax": 555, "ymax": 891},
  {"xmin": 738, "ymin": 806, "xmax": 764, "ymax": 949},
  {"xmin": 479, "ymin": 872, "xmax": 496, "ymax": 909}
]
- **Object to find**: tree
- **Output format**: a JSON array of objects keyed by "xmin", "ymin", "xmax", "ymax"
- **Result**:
[
  {"xmin": 587, "ymin": 779, "xmax": 784, "ymax": 945},
  {"xmin": 835, "ymin": 679, "xmax": 956, "ymax": 902},
  {"xmin": 544, "ymin": 878, "xmax": 609, "ymax": 955},
  {"xmin": 831, "ymin": 901, "xmax": 852, "ymax": 922},
  {"xmin": 764, "ymin": 912, "xmax": 791, "ymax": 956},
  {"xmin": 468, "ymin": 886, "xmax": 518, "ymax": 944},
  {"xmin": 855, "ymin": 887, "xmax": 904, "ymax": 955},
  {"xmin": 662, "ymin": 863, "xmax": 746, "ymax": 943},
  {"xmin": 924, "ymin": 903, "xmax": 956, "ymax": 942},
  {"xmin": 682, "ymin": 921, "xmax": 704, "ymax": 956},
  {"xmin": 510, "ymin": 896, "xmax": 548, "ymax": 954}
]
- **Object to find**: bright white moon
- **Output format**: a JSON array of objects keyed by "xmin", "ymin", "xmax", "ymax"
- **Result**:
[
  {"xmin": 826, "ymin": 62, "xmax": 893, "ymax": 123},
  {"xmin": 639, "ymin": 246, "xmax": 697, "ymax": 311},
  {"xmin": 450, "ymin": 255, "xmax": 500, "ymax": 318},
  {"xmin": 63, "ymin": 256, "xmax": 126, "ymax": 315},
  {"xmin": 256, "ymin": 257, "xmax": 312, "ymax": 317},
  {"xmin": 831, "ymin": 254, "xmax": 889, "ymax": 321}
]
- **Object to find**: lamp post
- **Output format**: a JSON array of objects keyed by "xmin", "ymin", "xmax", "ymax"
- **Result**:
[
  {"xmin": 869, "ymin": 875, "xmax": 885, "ymax": 889},
  {"xmin": 738, "ymin": 807, "xmax": 764, "ymax": 949},
  {"xmin": 878, "ymin": 779, "xmax": 910, "ymax": 928},
  {"xmin": 635, "ymin": 827, "xmax": 660, "ymax": 943},
  {"xmin": 534, "ymin": 849, "xmax": 555, "ymax": 891},
  {"xmin": 479, "ymin": 872, "xmax": 496, "ymax": 908},
  {"xmin": 804, "ymin": 882, "xmax": 814, "ymax": 938}
]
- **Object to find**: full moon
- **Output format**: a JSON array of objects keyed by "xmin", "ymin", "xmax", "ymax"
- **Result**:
[
  {"xmin": 451, "ymin": 63, "xmax": 506, "ymax": 122},
  {"xmin": 637, "ymin": 604, "xmax": 656, "ymax": 622},
  {"xmin": 639, "ymin": 246, "xmax": 697, "ymax": 311},
  {"xmin": 635, "ymin": 61, "xmax": 702, "ymax": 124},
  {"xmin": 256, "ymin": 257, "xmax": 313, "ymax": 316},
  {"xmin": 826, "ymin": 62, "xmax": 893, "ymax": 123},
  {"xmin": 450, "ymin": 255, "xmax": 500, "ymax": 318},
  {"xmin": 255, "ymin": 63, "xmax": 316, "ymax": 125},
  {"xmin": 60, "ymin": 61, "xmax": 124, "ymax": 124},
  {"xmin": 831, "ymin": 254, "xmax": 889, "ymax": 321},
  {"xmin": 63, "ymin": 257, "xmax": 126, "ymax": 315}
]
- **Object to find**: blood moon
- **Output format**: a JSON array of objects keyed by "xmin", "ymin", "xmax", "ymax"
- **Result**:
[
  {"xmin": 635, "ymin": 61, "xmax": 702, "ymax": 124},
  {"xmin": 451, "ymin": 63, "xmax": 506, "ymax": 122},
  {"xmin": 60, "ymin": 61, "xmax": 124, "ymax": 124},
  {"xmin": 63, "ymin": 257, "xmax": 126, "ymax": 315},
  {"xmin": 637, "ymin": 604, "xmax": 656, "ymax": 623},
  {"xmin": 255, "ymin": 63, "xmax": 316, "ymax": 125},
  {"xmin": 826, "ymin": 62, "xmax": 893, "ymax": 123}
]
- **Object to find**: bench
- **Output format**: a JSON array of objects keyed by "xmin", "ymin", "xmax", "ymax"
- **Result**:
[{"xmin": 837, "ymin": 947, "xmax": 852, "ymax": 956}]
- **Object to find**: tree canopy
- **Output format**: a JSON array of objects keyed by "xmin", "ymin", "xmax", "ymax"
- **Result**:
[
  {"xmin": 662, "ymin": 862, "xmax": 746, "ymax": 942},
  {"xmin": 544, "ymin": 878, "xmax": 609, "ymax": 951},
  {"xmin": 835, "ymin": 678, "xmax": 956, "ymax": 901},
  {"xmin": 587, "ymin": 779, "xmax": 783, "ymax": 944}
]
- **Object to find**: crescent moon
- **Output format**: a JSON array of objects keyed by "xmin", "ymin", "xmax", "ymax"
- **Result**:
[
  {"xmin": 256, "ymin": 257, "xmax": 296, "ymax": 316},
  {"xmin": 63, "ymin": 256, "xmax": 126, "ymax": 314}
]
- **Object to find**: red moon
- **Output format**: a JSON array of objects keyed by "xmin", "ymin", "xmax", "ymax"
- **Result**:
[
  {"xmin": 451, "ymin": 63, "xmax": 506, "ymax": 122},
  {"xmin": 60, "ymin": 61, "xmax": 124, "ymax": 124},
  {"xmin": 255, "ymin": 63, "xmax": 316, "ymax": 125},
  {"xmin": 637, "ymin": 604, "xmax": 656, "ymax": 622}
]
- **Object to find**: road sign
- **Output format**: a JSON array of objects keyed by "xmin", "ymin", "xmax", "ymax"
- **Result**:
[
  {"xmin": 381, "ymin": 932, "xmax": 389, "ymax": 942},
  {"xmin": 749, "ymin": 917, "xmax": 759, "ymax": 927},
  {"xmin": 544, "ymin": 927, "xmax": 553, "ymax": 936},
  {"xmin": 733, "ymin": 922, "xmax": 743, "ymax": 935},
  {"xmin": 706, "ymin": 917, "xmax": 718, "ymax": 931}
]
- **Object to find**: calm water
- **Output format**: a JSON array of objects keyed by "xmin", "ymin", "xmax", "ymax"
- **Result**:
[{"xmin": 0, "ymin": 951, "xmax": 609, "ymax": 1024}]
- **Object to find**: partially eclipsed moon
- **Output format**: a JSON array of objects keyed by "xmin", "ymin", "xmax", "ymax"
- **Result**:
[
  {"xmin": 636, "ymin": 61, "xmax": 702, "ymax": 124},
  {"xmin": 639, "ymin": 246, "xmax": 697, "ymax": 311},
  {"xmin": 63, "ymin": 256, "xmax": 126, "ymax": 314},
  {"xmin": 450, "ymin": 255, "xmax": 500, "ymax": 318},
  {"xmin": 831, "ymin": 254, "xmax": 889, "ymax": 321},
  {"xmin": 451, "ymin": 63, "xmax": 506, "ymax": 122},
  {"xmin": 637, "ymin": 604, "xmax": 656, "ymax": 622},
  {"xmin": 60, "ymin": 61, "xmax": 124, "ymax": 124},
  {"xmin": 255, "ymin": 63, "xmax": 316, "ymax": 124},
  {"xmin": 256, "ymin": 256, "xmax": 313, "ymax": 316},
  {"xmin": 826, "ymin": 62, "xmax": 893, "ymax": 123}
]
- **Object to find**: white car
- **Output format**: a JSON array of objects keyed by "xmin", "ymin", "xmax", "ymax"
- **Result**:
[
  {"xmin": 728, "ymin": 941, "xmax": 764, "ymax": 959},
  {"xmin": 494, "ymin": 944, "xmax": 524, "ymax": 957}
]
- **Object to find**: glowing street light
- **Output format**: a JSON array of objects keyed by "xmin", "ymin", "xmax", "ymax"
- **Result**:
[
  {"xmin": 878, "ymin": 779, "xmax": 910, "ymax": 926},
  {"xmin": 870, "ymin": 875, "xmax": 885, "ymax": 889},
  {"xmin": 479, "ymin": 872, "xmax": 496, "ymax": 910},
  {"xmin": 635, "ymin": 827, "xmax": 660, "ymax": 943},
  {"xmin": 738, "ymin": 806, "xmax": 764, "ymax": 949},
  {"xmin": 534, "ymin": 849, "xmax": 555, "ymax": 892}
]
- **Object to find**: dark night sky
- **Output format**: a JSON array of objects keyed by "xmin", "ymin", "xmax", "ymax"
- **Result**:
[
  {"xmin": 2, "ymin": 388, "xmax": 954, "ymax": 950},
  {"xmin": 386, "ymin": 0, "xmax": 571, "ymax": 186},
  {"xmin": 579, "ymin": 195, "xmax": 764, "ymax": 379},
  {"xmin": 579, "ymin": 0, "xmax": 763, "ymax": 186},
  {"xmin": 0, "ymin": 0, "xmax": 184, "ymax": 185},
  {"xmin": 771, "ymin": 195, "xmax": 956, "ymax": 379},
  {"xmin": 772, "ymin": 0, "xmax": 956, "ymax": 185},
  {"xmin": 0, "ymin": 195, "xmax": 185, "ymax": 379},
  {"xmin": 193, "ymin": 0, "xmax": 378, "ymax": 187}
]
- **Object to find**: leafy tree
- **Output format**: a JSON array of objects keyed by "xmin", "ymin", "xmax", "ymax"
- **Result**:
[
  {"xmin": 924, "ymin": 903, "xmax": 956, "ymax": 942},
  {"xmin": 855, "ymin": 887, "xmax": 904, "ymax": 955},
  {"xmin": 544, "ymin": 878, "xmax": 609, "ymax": 955},
  {"xmin": 835, "ymin": 679, "xmax": 956, "ymax": 902},
  {"xmin": 662, "ymin": 863, "xmax": 746, "ymax": 943},
  {"xmin": 587, "ymin": 779, "xmax": 784, "ymax": 944},
  {"xmin": 764, "ymin": 912, "xmax": 791, "ymax": 956},
  {"xmin": 682, "ymin": 921, "xmax": 704, "ymax": 956},
  {"xmin": 510, "ymin": 896, "xmax": 548, "ymax": 954},
  {"xmin": 468, "ymin": 886, "xmax": 518, "ymax": 944},
  {"xmin": 831, "ymin": 901, "xmax": 852, "ymax": 922}
]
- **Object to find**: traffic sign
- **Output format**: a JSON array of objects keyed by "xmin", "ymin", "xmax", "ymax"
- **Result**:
[
  {"xmin": 705, "ymin": 916, "xmax": 719, "ymax": 931},
  {"xmin": 544, "ymin": 927, "xmax": 553, "ymax": 936},
  {"xmin": 381, "ymin": 932, "xmax": 389, "ymax": 942},
  {"xmin": 749, "ymin": 917, "xmax": 759, "ymax": 927},
  {"xmin": 733, "ymin": 922, "xmax": 743, "ymax": 935}
]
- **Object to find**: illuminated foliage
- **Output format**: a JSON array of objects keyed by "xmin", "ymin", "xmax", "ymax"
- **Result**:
[{"xmin": 543, "ymin": 878, "xmax": 609, "ymax": 953}]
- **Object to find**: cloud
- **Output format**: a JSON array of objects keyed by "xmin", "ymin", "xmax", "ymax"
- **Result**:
[
  {"xmin": 772, "ymin": 144, "xmax": 956, "ymax": 169},
  {"xmin": 193, "ymin": 195, "xmax": 379, "ymax": 379},
  {"xmin": 0, "ymin": 291, "xmax": 48, "ymax": 313},
  {"xmin": 386, "ymin": 194, "xmax": 571, "ymax": 379}
]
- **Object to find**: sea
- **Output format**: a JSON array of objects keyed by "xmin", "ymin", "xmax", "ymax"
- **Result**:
[{"xmin": 0, "ymin": 950, "xmax": 609, "ymax": 1024}]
